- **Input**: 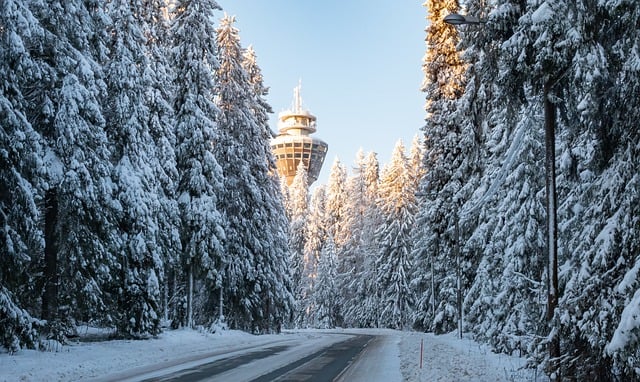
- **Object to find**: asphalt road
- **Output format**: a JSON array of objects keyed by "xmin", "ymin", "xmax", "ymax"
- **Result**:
[{"xmin": 140, "ymin": 334, "xmax": 374, "ymax": 382}]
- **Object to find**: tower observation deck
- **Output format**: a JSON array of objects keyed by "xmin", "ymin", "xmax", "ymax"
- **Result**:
[{"xmin": 270, "ymin": 82, "xmax": 328, "ymax": 186}]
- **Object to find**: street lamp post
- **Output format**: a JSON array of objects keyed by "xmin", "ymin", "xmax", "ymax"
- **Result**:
[{"xmin": 444, "ymin": 12, "xmax": 561, "ymax": 380}]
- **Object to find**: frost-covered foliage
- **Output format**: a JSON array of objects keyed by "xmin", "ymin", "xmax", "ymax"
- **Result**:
[
  {"xmin": 299, "ymin": 186, "xmax": 327, "ymax": 327},
  {"xmin": 340, "ymin": 150, "xmax": 381, "ymax": 327},
  {"xmin": 410, "ymin": 0, "xmax": 472, "ymax": 335},
  {"xmin": 29, "ymin": 0, "xmax": 119, "ymax": 338},
  {"xmin": 286, "ymin": 162, "xmax": 309, "ymax": 322},
  {"xmin": 434, "ymin": 0, "xmax": 640, "ymax": 379},
  {"xmin": 103, "ymin": 0, "xmax": 167, "ymax": 338},
  {"xmin": 314, "ymin": 236, "xmax": 339, "ymax": 329},
  {"xmin": 374, "ymin": 141, "xmax": 416, "ymax": 330},
  {"xmin": 215, "ymin": 15, "xmax": 293, "ymax": 333},
  {"xmin": 0, "ymin": 0, "xmax": 45, "ymax": 350},
  {"xmin": 0, "ymin": 0, "xmax": 299, "ymax": 352},
  {"xmin": 171, "ymin": 0, "xmax": 225, "ymax": 330}
]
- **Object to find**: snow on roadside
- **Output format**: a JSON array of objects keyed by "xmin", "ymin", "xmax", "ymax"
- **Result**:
[{"xmin": 399, "ymin": 331, "xmax": 539, "ymax": 381}]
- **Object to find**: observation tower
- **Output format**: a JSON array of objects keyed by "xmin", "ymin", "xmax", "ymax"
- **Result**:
[{"xmin": 270, "ymin": 82, "xmax": 328, "ymax": 186}]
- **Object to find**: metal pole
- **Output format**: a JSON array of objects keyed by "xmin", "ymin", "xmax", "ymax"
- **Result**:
[
  {"xmin": 544, "ymin": 81, "xmax": 560, "ymax": 381},
  {"xmin": 455, "ymin": 212, "xmax": 462, "ymax": 339}
]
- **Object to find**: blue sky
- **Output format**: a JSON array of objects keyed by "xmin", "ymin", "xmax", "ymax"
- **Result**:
[{"xmin": 221, "ymin": 1, "xmax": 427, "ymax": 185}]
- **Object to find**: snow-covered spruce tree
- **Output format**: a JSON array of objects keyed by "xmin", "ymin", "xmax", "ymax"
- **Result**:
[
  {"xmin": 325, "ymin": 158, "xmax": 349, "ymax": 252},
  {"xmin": 300, "ymin": 186, "xmax": 328, "ymax": 327},
  {"xmin": 139, "ymin": 0, "xmax": 181, "ymax": 324},
  {"xmin": 324, "ymin": 158, "xmax": 349, "ymax": 326},
  {"xmin": 410, "ymin": 0, "xmax": 467, "ymax": 334},
  {"xmin": 553, "ymin": 1, "xmax": 640, "ymax": 379},
  {"xmin": 286, "ymin": 162, "xmax": 309, "ymax": 323},
  {"xmin": 242, "ymin": 40, "xmax": 294, "ymax": 333},
  {"xmin": 314, "ymin": 236, "xmax": 339, "ymax": 329},
  {"xmin": 495, "ymin": 1, "xmax": 579, "ymax": 378},
  {"xmin": 215, "ymin": 15, "xmax": 293, "ymax": 333},
  {"xmin": 470, "ymin": 104, "xmax": 547, "ymax": 355},
  {"xmin": 456, "ymin": 0, "xmax": 549, "ymax": 356},
  {"xmin": 354, "ymin": 151, "xmax": 383, "ymax": 327},
  {"xmin": 374, "ymin": 141, "xmax": 416, "ymax": 330},
  {"xmin": 408, "ymin": 135, "xmax": 426, "ymax": 189},
  {"xmin": 28, "ymin": 0, "xmax": 120, "ymax": 338},
  {"xmin": 340, "ymin": 149, "xmax": 380, "ymax": 327},
  {"xmin": 103, "ymin": 0, "xmax": 168, "ymax": 338},
  {"xmin": 0, "ymin": 0, "xmax": 46, "ymax": 351},
  {"xmin": 170, "ymin": 0, "xmax": 225, "ymax": 329}
]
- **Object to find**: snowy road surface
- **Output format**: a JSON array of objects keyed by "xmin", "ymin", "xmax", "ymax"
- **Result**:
[{"xmin": 0, "ymin": 328, "xmax": 538, "ymax": 381}]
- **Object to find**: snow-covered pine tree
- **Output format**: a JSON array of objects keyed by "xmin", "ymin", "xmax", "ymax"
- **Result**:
[
  {"xmin": 300, "ymin": 186, "xmax": 328, "ymax": 327},
  {"xmin": 286, "ymin": 162, "xmax": 309, "ymax": 321},
  {"xmin": 215, "ymin": 15, "xmax": 292, "ymax": 332},
  {"xmin": 103, "ymin": 0, "xmax": 166, "ymax": 338},
  {"xmin": 170, "ymin": 0, "xmax": 225, "ymax": 329},
  {"xmin": 467, "ymin": 105, "xmax": 547, "ymax": 355},
  {"xmin": 242, "ymin": 39, "xmax": 294, "ymax": 333},
  {"xmin": 325, "ymin": 158, "xmax": 349, "ymax": 252},
  {"xmin": 28, "ymin": 0, "xmax": 119, "ymax": 339},
  {"xmin": 0, "ymin": 0, "xmax": 46, "ymax": 350},
  {"xmin": 411, "ymin": 0, "xmax": 467, "ymax": 334},
  {"xmin": 408, "ymin": 135, "xmax": 426, "ymax": 189},
  {"xmin": 322, "ymin": 158, "xmax": 349, "ymax": 326},
  {"xmin": 374, "ymin": 141, "xmax": 416, "ymax": 330},
  {"xmin": 355, "ymin": 151, "xmax": 383, "ymax": 327},
  {"xmin": 339, "ymin": 149, "xmax": 379, "ymax": 327},
  {"xmin": 314, "ymin": 236, "xmax": 339, "ymax": 329},
  {"xmin": 553, "ymin": 1, "xmax": 640, "ymax": 379},
  {"xmin": 139, "ymin": 0, "xmax": 181, "ymax": 325},
  {"xmin": 496, "ymin": 1, "xmax": 579, "ymax": 377}
]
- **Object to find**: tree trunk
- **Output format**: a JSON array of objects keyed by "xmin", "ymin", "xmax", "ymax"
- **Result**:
[
  {"xmin": 42, "ymin": 188, "xmax": 58, "ymax": 322},
  {"xmin": 187, "ymin": 262, "xmax": 193, "ymax": 328}
]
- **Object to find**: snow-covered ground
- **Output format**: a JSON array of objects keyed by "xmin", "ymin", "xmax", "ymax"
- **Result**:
[{"xmin": 0, "ymin": 327, "xmax": 539, "ymax": 381}]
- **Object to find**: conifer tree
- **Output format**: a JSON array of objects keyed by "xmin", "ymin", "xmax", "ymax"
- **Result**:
[
  {"xmin": 29, "ymin": 0, "xmax": 119, "ymax": 339},
  {"xmin": 243, "ymin": 43, "xmax": 294, "ymax": 333},
  {"xmin": 104, "ymin": 0, "xmax": 166, "ymax": 337},
  {"xmin": 314, "ymin": 236, "xmax": 339, "ymax": 329},
  {"xmin": 215, "ymin": 15, "xmax": 292, "ymax": 332},
  {"xmin": 300, "ymin": 186, "xmax": 327, "ymax": 327},
  {"xmin": 411, "ymin": 0, "xmax": 467, "ymax": 333},
  {"xmin": 287, "ymin": 162, "xmax": 309, "ymax": 317},
  {"xmin": 0, "ymin": 0, "xmax": 45, "ymax": 350},
  {"xmin": 171, "ymin": 0, "xmax": 225, "ymax": 329},
  {"xmin": 375, "ymin": 141, "xmax": 416, "ymax": 330},
  {"xmin": 340, "ymin": 150, "xmax": 378, "ymax": 327},
  {"xmin": 140, "ymin": 0, "xmax": 181, "ymax": 323}
]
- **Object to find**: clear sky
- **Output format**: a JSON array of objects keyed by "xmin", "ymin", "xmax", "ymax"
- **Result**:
[{"xmin": 220, "ymin": 1, "xmax": 427, "ymax": 186}]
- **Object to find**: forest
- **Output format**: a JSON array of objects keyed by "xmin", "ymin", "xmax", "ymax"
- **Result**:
[{"xmin": 1, "ymin": 0, "xmax": 639, "ymax": 381}]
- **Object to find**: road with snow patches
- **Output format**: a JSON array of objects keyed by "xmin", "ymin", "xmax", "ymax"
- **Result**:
[{"xmin": 94, "ymin": 333, "xmax": 384, "ymax": 382}]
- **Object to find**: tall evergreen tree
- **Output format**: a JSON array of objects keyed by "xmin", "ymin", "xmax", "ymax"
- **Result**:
[
  {"xmin": 215, "ymin": 15, "xmax": 292, "ymax": 332},
  {"xmin": 286, "ymin": 162, "xmax": 309, "ymax": 320},
  {"xmin": 0, "ymin": 0, "xmax": 45, "ymax": 351},
  {"xmin": 243, "ymin": 39, "xmax": 294, "ymax": 333},
  {"xmin": 314, "ymin": 236, "xmax": 339, "ymax": 329},
  {"xmin": 340, "ymin": 150, "xmax": 378, "ymax": 327},
  {"xmin": 170, "ymin": 0, "xmax": 225, "ymax": 329},
  {"xmin": 140, "ymin": 0, "xmax": 180, "ymax": 324},
  {"xmin": 104, "ymin": 0, "xmax": 166, "ymax": 337},
  {"xmin": 29, "ymin": 0, "xmax": 119, "ymax": 338},
  {"xmin": 375, "ymin": 141, "xmax": 416, "ymax": 330},
  {"xmin": 300, "ymin": 186, "xmax": 327, "ymax": 327},
  {"xmin": 411, "ymin": 0, "xmax": 467, "ymax": 334}
]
